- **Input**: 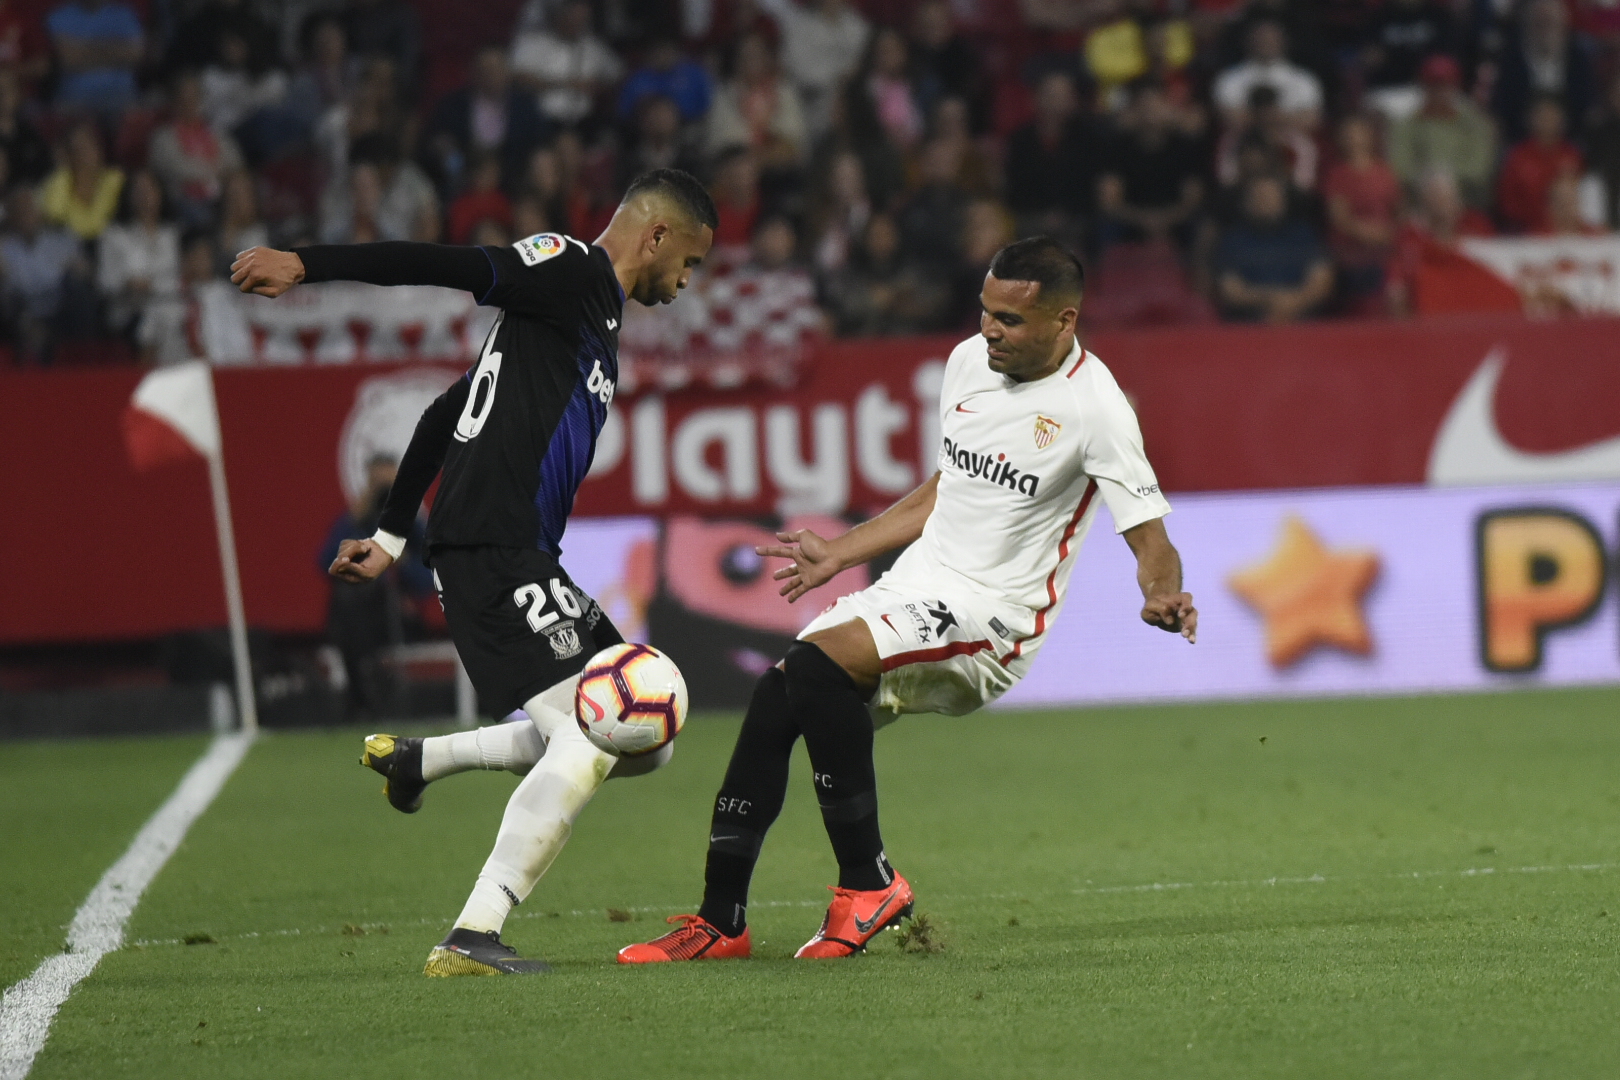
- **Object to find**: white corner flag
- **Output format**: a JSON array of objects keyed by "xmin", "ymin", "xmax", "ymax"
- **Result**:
[{"xmin": 121, "ymin": 361, "xmax": 258, "ymax": 733}]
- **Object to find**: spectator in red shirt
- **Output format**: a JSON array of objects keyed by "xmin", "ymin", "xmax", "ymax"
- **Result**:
[
  {"xmin": 689, "ymin": 0, "xmax": 780, "ymax": 60},
  {"xmin": 1387, "ymin": 169, "xmax": 1516, "ymax": 317},
  {"xmin": 518, "ymin": 144, "xmax": 569, "ymax": 236},
  {"xmin": 1496, "ymin": 94, "xmax": 1583, "ymax": 233},
  {"xmin": 709, "ymin": 145, "xmax": 762, "ymax": 253},
  {"xmin": 0, "ymin": 0, "xmax": 49, "ymax": 85},
  {"xmin": 446, "ymin": 153, "xmax": 512, "ymax": 244},
  {"xmin": 1322, "ymin": 113, "xmax": 1400, "ymax": 308}
]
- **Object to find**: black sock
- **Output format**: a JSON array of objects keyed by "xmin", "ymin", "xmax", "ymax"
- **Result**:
[
  {"xmin": 697, "ymin": 666, "xmax": 798, "ymax": 936},
  {"xmin": 783, "ymin": 642, "xmax": 894, "ymax": 892}
]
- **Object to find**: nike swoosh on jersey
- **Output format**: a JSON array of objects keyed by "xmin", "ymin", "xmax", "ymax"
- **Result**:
[
  {"xmin": 709, "ymin": 835, "xmax": 740, "ymax": 844},
  {"xmin": 880, "ymin": 614, "xmax": 901, "ymax": 636},
  {"xmin": 1428, "ymin": 348, "xmax": 1620, "ymax": 485},
  {"xmin": 606, "ymin": 318, "xmax": 617, "ymax": 330},
  {"xmin": 852, "ymin": 893, "xmax": 899, "ymax": 935},
  {"xmin": 953, "ymin": 401, "xmax": 978, "ymax": 413}
]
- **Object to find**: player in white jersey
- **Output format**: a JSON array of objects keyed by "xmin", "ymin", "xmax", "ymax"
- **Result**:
[{"xmin": 620, "ymin": 238, "xmax": 1197, "ymax": 964}]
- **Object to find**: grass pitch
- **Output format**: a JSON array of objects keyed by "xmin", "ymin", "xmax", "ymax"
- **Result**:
[{"xmin": 5, "ymin": 687, "xmax": 1620, "ymax": 1079}]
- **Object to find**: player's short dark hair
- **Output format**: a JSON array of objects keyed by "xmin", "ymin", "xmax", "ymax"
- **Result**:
[
  {"xmin": 988, "ymin": 237, "xmax": 1085, "ymax": 305},
  {"xmin": 624, "ymin": 168, "xmax": 720, "ymax": 231}
]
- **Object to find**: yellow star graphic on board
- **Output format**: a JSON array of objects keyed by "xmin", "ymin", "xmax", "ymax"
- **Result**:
[{"xmin": 1228, "ymin": 516, "xmax": 1381, "ymax": 669}]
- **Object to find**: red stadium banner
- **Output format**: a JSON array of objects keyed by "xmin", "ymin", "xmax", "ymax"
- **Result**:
[{"xmin": 4, "ymin": 313, "xmax": 1620, "ymax": 644}]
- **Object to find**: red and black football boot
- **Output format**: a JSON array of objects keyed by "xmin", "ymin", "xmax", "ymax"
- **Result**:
[
  {"xmin": 794, "ymin": 872, "xmax": 914, "ymax": 958},
  {"xmin": 617, "ymin": 914, "xmax": 751, "ymax": 963}
]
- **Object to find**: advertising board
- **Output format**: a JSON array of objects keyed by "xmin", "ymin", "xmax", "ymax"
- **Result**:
[
  {"xmin": 1001, "ymin": 480, "xmax": 1620, "ymax": 708},
  {"xmin": 555, "ymin": 482, "xmax": 1620, "ymax": 708},
  {"xmin": 5, "ymin": 316, "xmax": 1620, "ymax": 643}
]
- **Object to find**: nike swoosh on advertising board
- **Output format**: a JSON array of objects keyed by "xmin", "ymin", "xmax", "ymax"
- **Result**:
[{"xmin": 1427, "ymin": 347, "xmax": 1620, "ymax": 485}]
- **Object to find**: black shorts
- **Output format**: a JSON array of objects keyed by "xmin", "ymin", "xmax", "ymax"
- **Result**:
[{"xmin": 430, "ymin": 545, "xmax": 624, "ymax": 718}]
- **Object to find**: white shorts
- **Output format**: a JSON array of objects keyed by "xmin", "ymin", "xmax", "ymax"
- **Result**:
[{"xmin": 798, "ymin": 582, "xmax": 1033, "ymax": 717}]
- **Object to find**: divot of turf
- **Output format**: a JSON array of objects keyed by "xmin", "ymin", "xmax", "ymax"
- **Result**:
[{"xmin": 895, "ymin": 912, "xmax": 945, "ymax": 954}]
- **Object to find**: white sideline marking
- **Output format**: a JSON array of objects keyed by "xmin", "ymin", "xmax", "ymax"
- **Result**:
[{"xmin": 0, "ymin": 732, "xmax": 254, "ymax": 1080}]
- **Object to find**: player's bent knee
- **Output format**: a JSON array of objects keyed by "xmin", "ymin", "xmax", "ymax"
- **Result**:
[
  {"xmin": 752, "ymin": 664, "xmax": 788, "ymax": 699},
  {"xmin": 607, "ymin": 740, "xmax": 672, "ymax": 779},
  {"xmin": 782, "ymin": 640, "xmax": 862, "ymax": 698},
  {"xmin": 796, "ymin": 620, "xmax": 882, "ymax": 692},
  {"xmin": 521, "ymin": 676, "xmax": 581, "ymax": 741}
]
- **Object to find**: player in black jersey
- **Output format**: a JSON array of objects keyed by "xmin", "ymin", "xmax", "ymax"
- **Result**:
[{"xmin": 231, "ymin": 170, "xmax": 716, "ymax": 975}]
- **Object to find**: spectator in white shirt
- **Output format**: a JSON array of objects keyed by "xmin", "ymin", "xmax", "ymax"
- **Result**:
[
  {"xmin": 319, "ymin": 133, "xmax": 440, "ymax": 244},
  {"xmin": 756, "ymin": 0, "xmax": 869, "ymax": 137},
  {"xmin": 200, "ymin": 27, "xmax": 288, "ymax": 138},
  {"xmin": 97, "ymin": 169, "xmax": 180, "ymax": 337},
  {"xmin": 1212, "ymin": 19, "xmax": 1322, "ymax": 133},
  {"xmin": 138, "ymin": 228, "xmax": 217, "ymax": 365},
  {"xmin": 509, "ymin": 0, "xmax": 623, "ymax": 129},
  {"xmin": 705, "ymin": 31, "xmax": 808, "ymax": 170},
  {"xmin": 148, "ymin": 71, "xmax": 245, "ymax": 228}
]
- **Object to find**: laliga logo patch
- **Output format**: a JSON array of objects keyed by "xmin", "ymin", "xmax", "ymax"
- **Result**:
[
  {"xmin": 514, "ymin": 232, "xmax": 567, "ymax": 266},
  {"xmin": 1034, "ymin": 414, "xmax": 1061, "ymax": 450}
]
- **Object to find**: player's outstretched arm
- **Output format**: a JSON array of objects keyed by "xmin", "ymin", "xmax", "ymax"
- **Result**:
[
  {"xmin": 231, "ymin": 243, "xmax": 496, "ymax": 298},
  {"xmin": 1122, "ymin": 517, "xmax": 1197, "ymax": 643},
  {"xmin": 328, "ymin": 376, "xmax": 471, "ymax": 583},
  {"xmin": 757, "ymin": 473, "xmax": 940, "ymax": 603}
]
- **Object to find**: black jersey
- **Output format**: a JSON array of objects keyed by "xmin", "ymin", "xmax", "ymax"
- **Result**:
[
  {"xmin": 430, "ymin": 235, "xmax": 623, "ymax": 554},
  {"xmin": 299, "ymin": 235, "xmax": 624, "ymax": 558}
]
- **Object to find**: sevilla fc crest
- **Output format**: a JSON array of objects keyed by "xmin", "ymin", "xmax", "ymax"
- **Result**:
[{"xmin": 1033, "ymin": 414, "xmax": 1061, "ymax": 450}]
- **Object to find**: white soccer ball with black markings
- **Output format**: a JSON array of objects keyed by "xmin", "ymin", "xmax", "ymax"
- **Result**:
[{"xmin": 575, "ymin": 643, "xmax": 688, "ymax": 756}]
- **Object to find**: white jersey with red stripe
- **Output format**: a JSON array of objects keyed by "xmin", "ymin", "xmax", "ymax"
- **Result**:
[
  {"xmin": 800, "ymin": 334, "xmax": 1172, "ymax": 715},
  {"xmin": 888, "ymin": 334, "xmax": 1169, "ymax": 652}
]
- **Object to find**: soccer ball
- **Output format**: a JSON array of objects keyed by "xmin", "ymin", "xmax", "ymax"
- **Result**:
[{"xmin": 575, "ymin": 643, "xmax": 688, "ymax": 756}]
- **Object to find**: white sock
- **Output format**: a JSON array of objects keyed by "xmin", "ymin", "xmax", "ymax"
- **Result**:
[
  {"xmin": 420, "ymin": 717, "xmax": 546, "ymax": 780},
  {"xmin": 452, "ymin": 699, "xmax": 616, "ymax": 934}
]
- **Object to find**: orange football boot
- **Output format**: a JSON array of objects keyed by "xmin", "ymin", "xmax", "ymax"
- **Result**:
[
  {"xmin": 794, "ymin": 872, "xmax": 914, "ymax": 958},
  {"xmin": 617, "ymin": 914, "xmax": 751, "ymax": 963}
]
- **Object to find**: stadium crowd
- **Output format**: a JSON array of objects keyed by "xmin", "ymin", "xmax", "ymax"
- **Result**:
[{"xmin": 1, "ymin": 0, "xmax": 1619, "ymax": 365}]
